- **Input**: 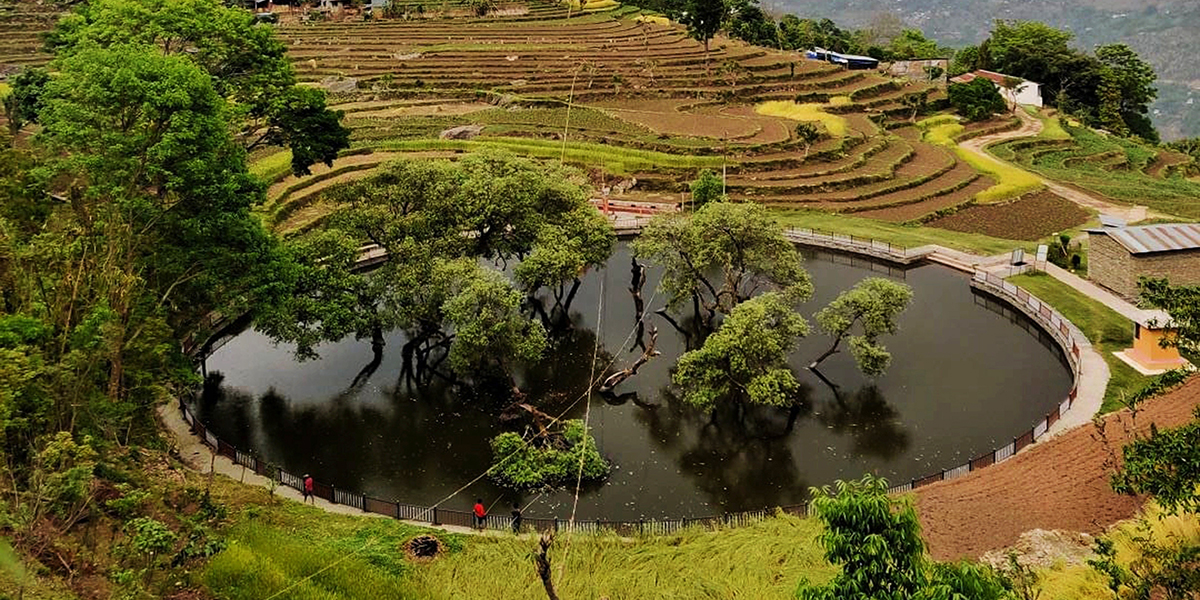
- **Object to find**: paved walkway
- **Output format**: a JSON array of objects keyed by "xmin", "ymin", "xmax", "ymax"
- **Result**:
[
  {"xmin": 1042, "ymin": 263, "xmax": 1171, "ymax": 326},
  {"xmin": 157, "ymin": 403, "xmax": 490, "ymax": 537}
]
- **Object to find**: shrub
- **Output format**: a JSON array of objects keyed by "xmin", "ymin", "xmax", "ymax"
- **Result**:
[
  {"xmin": 489, "ymin": 419, "xmax": 610, "ymax": 491},
  {"xmin": 948, "ymin": 78, "xmax": 1007, "ymax": 122}
]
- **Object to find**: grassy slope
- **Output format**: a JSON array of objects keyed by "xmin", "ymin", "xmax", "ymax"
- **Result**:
[
  {"xmin": 203, "ymin": 491, "xmax": 836, "ymax": 600},
  {"xmin": 921, "ymin": 118, "xmax": 1043, "ymax": 203},
  {"xmin": 773, "ymin": 208, "xmax": 1027, "ymax": 255},
  {"xmin": 1009, "ymin": 272, "xmax": 1149, "ymax": 413}
]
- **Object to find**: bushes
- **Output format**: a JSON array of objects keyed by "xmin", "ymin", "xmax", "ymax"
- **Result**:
[
  {"xmin": 948, "ymin": 78, "xmax": 1007, "ymax": 122},
  {"xmin": 489, "ymin": 419, "xmax": 610, "ymax": 491}
]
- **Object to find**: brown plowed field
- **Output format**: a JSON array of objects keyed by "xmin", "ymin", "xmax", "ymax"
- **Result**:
[
  {"xmin": 915, "ymin": 376, "xmax": 1200, "ymax": 560},
  {"xmin": 927, "ymin": 190, "xmax": 1091, "ymax": 240},
  {"xmin": 855, "ymin": 175, "xmax": 994, "ymax": 222}
]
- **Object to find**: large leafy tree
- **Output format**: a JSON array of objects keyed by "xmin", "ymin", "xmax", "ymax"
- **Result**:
[
  {"xmin": 632, "ymin": 202, "xmax": 811, "ymax": 327},
  {"xmin": 673, "ymin": 290, "xmax": 810, "ymax": 409},
  {"xmin": 680, "ymin": 0, "xmax": 727, "ymax": 53},
  {"xmin": 1095, "ymin": 44, "xmax": 1159, "ymax": 142},
  {"xmin": 2, "ymin": 68, "xmax": 50, "ymax": 141},
  {"xmin": 45, "ymin": 0, "xmax": 350, "ymax": 175}
]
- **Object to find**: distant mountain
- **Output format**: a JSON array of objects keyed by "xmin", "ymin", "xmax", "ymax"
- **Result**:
[{"xmin": 768, "ymin": 0, "xmax": 1199, "ymax": 141}]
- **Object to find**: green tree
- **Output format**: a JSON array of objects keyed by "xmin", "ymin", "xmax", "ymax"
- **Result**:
[
  {"xmin": 947, "ymin": 77, "xmax": 1007, "ymax": 121},
  {"xmin": 688, "ymin": 168, "xmax": 726, "ymax": 206},
  {"xmin": 46, "ymin": 0, "xmax": 350, "ymax": 175},
  {"xmin": 798, "ymin": 475, "xmax": 1017, "ymax": 600},
  {"xmin": 2, "ymin": 68, "xmax": 50, "ymax": 141},
  {"xmin": 1095, "ymin": 44, "xmax": 1159, "ymax": 142},
  {"xmin": 724, "ymin": 0, "xmax": 775, "ymax": 47},
  {"xmin": 794, "ymin": 122, "xmax": 821, "ymax": 158},
  {"xmin": 489, "ymin": 419, "xmax": 609, "ymax": 491},
  {"xmin": 632, "ymin": 202, "xmax": 812, "ymax": 326},
  {"xmin": 681, "ymin": 0, "xmax": 727, "ymax": 78},
  {"xmin": 887, "ymin": 29, "xmax": 943, "ymax": 60},
  {"xmin": 673, "ymin": 290, "xmax": 810, "ymax": 409},
  {"xmin": 810, "ymin": 278, "xmax": 913, "ymax": 377}
]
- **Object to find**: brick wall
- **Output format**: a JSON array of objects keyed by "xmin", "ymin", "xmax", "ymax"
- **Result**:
[{"xmin": 1089, "ymin": 233, "xmax": 1200, "ymax": 299}]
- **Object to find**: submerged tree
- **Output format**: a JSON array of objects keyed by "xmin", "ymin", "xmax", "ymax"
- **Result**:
[
  {"xmin": 489, "ymin": 419, "xmax": 609, "ymax": 491},
  {"xmin": 810, "ymin": 278, "xmax": 913, "ymax": 377},
  {"xmin": 674, "ymin": 290, "xmax": 810, "ymax": 409},
  {"xmin": 632, "ymin": 202, "xmax": 811, "ymax": 328}
]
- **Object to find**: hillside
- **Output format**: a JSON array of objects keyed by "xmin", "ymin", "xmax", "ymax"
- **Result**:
[{"xmin": 773, "ymin": 0, "xmax": 1200, "ymax": 140}]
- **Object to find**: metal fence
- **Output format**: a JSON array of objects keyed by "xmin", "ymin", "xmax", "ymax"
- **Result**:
[
  {"xmin": 176, "ymin": 261, "xmax": 1085, "ymax": 534},
  {"xmin": 784, "ymin": 227, "xmax": 921, "ymax": 262}
]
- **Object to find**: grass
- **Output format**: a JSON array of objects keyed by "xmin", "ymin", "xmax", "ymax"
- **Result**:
[
  {"xmin": 365, "ymin": 137, "xmax": 724, "ymax": 174},
  {"xmin": 0, "ymin": 82, "xmax": 10, "ymax": 99},
  {"xmin": 755, "ymin": 101, "xmax": 849, "ymax": 136},
  {"xmin": 772, "ymin": 208, "xmax": 1028, "ymax": 255},
  {"xmin": 251, "ymin": 150, "xmax": 295, "ymax": 184},
  {"xmin": 1009, "ymin": 272, "xmax": 1150, "ymax": 413},
  {"xmin": 409, "ymin": 515, "xmax": 835, "ymax": 599}
]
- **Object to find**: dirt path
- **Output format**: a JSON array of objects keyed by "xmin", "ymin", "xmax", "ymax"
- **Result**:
[
  {"xmin": 957, "ymin": 108, "xmax": 1152, "ymax": 222},
  {"xmin": 915, "ymin": 376, "xmax": 1200, "ymax": 560}
]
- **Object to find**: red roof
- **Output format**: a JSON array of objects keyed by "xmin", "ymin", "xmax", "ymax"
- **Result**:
[{"xmin": 949, "ymin": 70, "xmax": 1035, "ymax": 88}]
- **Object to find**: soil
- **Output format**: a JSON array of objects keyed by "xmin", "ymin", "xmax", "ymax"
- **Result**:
[
  {"xmin": 979, "ymin": 529, "xmax": 1097, "ymax": 572},
  {"xmin": 914, "ymin": 376, "xmax": 1200, "ymax": 560},
  {"xmin": 926, "ymin": 190, "xmax": 1091, "ymax": 239},
  {"xmin": 589, "ymin": 99, "xmax": 763, "ymax": 140}
]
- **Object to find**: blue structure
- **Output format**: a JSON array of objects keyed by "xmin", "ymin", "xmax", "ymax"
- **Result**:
[{"xmin": 805, "ymin": 47, "xmax": 879, "ymax": 70}]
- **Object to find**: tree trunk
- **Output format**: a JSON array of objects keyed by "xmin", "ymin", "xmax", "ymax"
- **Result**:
[
  {"xmin": 534, "ymin": 535, "xmax": 560, "ymax": 600},
  {"xmin": 599, "ymin": 325, "xmax": 661, "ymax": 392}
]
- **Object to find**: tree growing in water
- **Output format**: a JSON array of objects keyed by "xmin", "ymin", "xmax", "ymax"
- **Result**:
[
  {"xmin": 489, "ymin": 419, "xmax": 609, "ymax": 491},
  {"xmin": 632, "ymin": 201, "xmax": 812, "ymax": 330},
  {"xmin": 673, "ymin": 291, "xmax": 810, "ymax": 409},
  {"xmin": 810, "ymin": 277, "xmax": 913, "ymax": 377}
]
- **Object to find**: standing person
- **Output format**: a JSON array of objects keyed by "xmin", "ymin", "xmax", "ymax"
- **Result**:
[
  {"xmin": 473, "ymin": 498, "xmax": 487, "ymax": 530},
  {"xmin": 510, "ymin": 503, "xmax": 523, "ymax": 534},
  {"xmin": 303, "ymin": 474, "xmax": 314, "ymax": 504}
]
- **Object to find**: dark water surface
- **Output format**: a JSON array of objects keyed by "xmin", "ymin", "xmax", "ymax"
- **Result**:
[{"xmin": 195, "ymin": 244, "xmax": 1072, "ymax": 520}]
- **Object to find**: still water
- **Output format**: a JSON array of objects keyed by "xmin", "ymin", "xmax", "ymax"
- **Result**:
[{"xmin": 195, "ymin": 244, "xmax": 1072, "ymax": 520}]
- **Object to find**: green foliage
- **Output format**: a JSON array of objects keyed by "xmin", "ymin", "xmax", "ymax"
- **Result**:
[
  {"xmin": 47, "ymin": 0, "xmax": 349, "ymax": 175},
  {"xmin": 674, "ymin": 291, "xmax": 810, "ymax": 409},
  {"xmin": 1138, "ymin": 279, "xmax": 1200, "ymax": 357},
  {"xmin": 813, "ymin": 278, "xmax": 913, "ymax": 376},
  {"xmin": 947, "ymin": 78, "xmax": 1007, "ymax": 122},
  {"xmin": 798, "ymin": 475, "xmax": 929, "ymax": 599},
  {"xmin": 689, "ymin": 168, "xmax": 726, "ymax": 207},
  {"xmin": 2, "ymin": 68, "xmax": 50, "ymax": 139},
  {"xmin": 724, "ymin": 0, "xmax": 776, "ymax": 47},
  {"xmin": 632, "ymin": 202, "xmax": 812, "ymax": 319},
  {"xmin": 886, "ymin": 29, "xmax": 943, "ymax": 60},
  {"xmin": 125, "ymin": 517, "xmax": 177, "ymax": 561},
  {"xmin": 488, "ymin": 419, "xmax": 609, "ymax": 490},
  {"xmin": 794, "ymin": 121, "xmax": 821, "ymax": 157},
  {"xmin": 1110, "ymin": 378, "xmax": 1198, "ymax": 514},
  {"xmin": 105, "ymin": 483, "xmax": 151, "ymax": 518},
  {"xmin": 798, "ymin": 475, "xmax": 1016, "ymax": 600},
  {"xmin": 441, "ymin": 262, "xmax": 547, "ymax": 375},
  {"xmin": 680, "ymin": 0, "xmax": 727, "ymax": 50}
]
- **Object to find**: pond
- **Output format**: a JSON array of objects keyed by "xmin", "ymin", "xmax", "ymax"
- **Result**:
[{"xmin": 193, "ymin": 243, "xmax": 1073, "ymax": 520}]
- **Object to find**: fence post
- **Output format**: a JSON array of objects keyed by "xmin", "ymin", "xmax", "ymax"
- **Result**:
[
  {"xmin": 553, "ymin": 517, "xmax": 559, "ymax": 532},
  {"xmin": 432, "ymin": 507, "xmax": 440, "ymax": 526}
]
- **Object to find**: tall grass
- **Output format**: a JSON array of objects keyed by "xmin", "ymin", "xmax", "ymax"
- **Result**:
[
  {"xmin": 409, "ymin": 515, "xmax": 836, "ymax": 599},
  {"xmin": 755, "ymin": 101, "xmax": 849, "ymax": 137}
]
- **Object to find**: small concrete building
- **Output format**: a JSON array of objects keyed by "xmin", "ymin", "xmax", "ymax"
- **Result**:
[
  {"xmin": 1087, "ymin": 222, "xmax": 1200, "ymax": 299},
  {"xmin": 950, "ymin": 70, "xmax": 1042, "ymax": 107}
]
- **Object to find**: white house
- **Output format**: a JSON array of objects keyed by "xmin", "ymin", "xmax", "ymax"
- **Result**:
[{"xmin": 950, "ymin": 70, "xmax": 1042, "ymax": 107}]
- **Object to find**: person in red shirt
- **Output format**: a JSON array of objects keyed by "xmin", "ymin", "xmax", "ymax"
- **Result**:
[
  {"xmin": 473, "ymin": 498, "xmax": 487, "ymax": 529},
  {"xmin": 303, "ymin": 474, "xmax": 314, "ymax": 504}
]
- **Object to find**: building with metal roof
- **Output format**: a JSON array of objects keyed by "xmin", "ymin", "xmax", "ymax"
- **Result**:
[{"xmin": 1086, "ymin": 222, "xmax": 1200, "ymax": 299}]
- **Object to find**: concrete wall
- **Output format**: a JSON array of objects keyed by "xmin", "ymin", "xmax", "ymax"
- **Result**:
[
  {"xmin": 1089, "ymin": 233, "xmax": 1200, "ymax": 299},
  {"xmin": 999, "ymin": 82, "xmax": 1042, "ymax": 107}
]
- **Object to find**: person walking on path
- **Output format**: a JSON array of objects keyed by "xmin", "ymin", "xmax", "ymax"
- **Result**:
[
  {"xmin": 473, "ymin": 498, "xmax": 487, "ymax": 530},
  {"xmin": 511, "ymin": 503, "xmax": 523, "ymax": 534},
  {"xmin": 303, "ymin": 474, "xmax": 314, "ymax": 504}
]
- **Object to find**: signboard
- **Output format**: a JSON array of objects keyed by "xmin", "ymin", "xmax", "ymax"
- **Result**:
[
  {"xmin": 1036, "ymin": 244, "xmax": 1048, "ymax": 268},
  {"xmin": 1010, "ymin": 248, "xmax": 1025, "ymax": 265}
]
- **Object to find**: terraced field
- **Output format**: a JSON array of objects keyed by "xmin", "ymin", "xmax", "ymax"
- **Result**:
[
  {"xmin": 990, "ymin": 120, "xmax": 1200, "ymax": 220},
  {"xmin": 257, "ymin": 0, "xmax": 1009, "ymax": 232}
]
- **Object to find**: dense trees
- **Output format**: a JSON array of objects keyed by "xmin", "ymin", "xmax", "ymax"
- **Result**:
[
  {"xmin": 46, "ymin": 0, "xmax": 351, "ymax": 175},
  {"xmin": 956, "ymin": 20, "xmax": 1159, "ymax": 141}
]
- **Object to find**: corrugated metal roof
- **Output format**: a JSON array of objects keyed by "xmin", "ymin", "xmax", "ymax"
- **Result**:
[{"xmin": 1101, "ymin": 223, "xmax": 1200, "ymax": 254}]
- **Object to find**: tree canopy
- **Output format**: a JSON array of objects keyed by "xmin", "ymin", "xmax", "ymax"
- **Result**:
[
  {"xmin": 631, "ymin": 201, "xmax": 811, "ymax": 324},
  {"xmin": 947, "ymin": 78, "xmax": 1008, "ymax": 122},
  {"xmin": 673, "ymin": 290, "xmax": 810, "ymax": 409},
  {"xmin": 812, "ymin": 278, "xmax": 913, "ymax": 376},
  {"xmin": 46, "ymin": 0, "xmax": 351, "ymax": 175}
]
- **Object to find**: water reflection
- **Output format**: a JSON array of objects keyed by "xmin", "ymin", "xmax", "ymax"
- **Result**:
[{"xmin": 194, "ymin": 244, "xmax": 1073, "ymax": 519}]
